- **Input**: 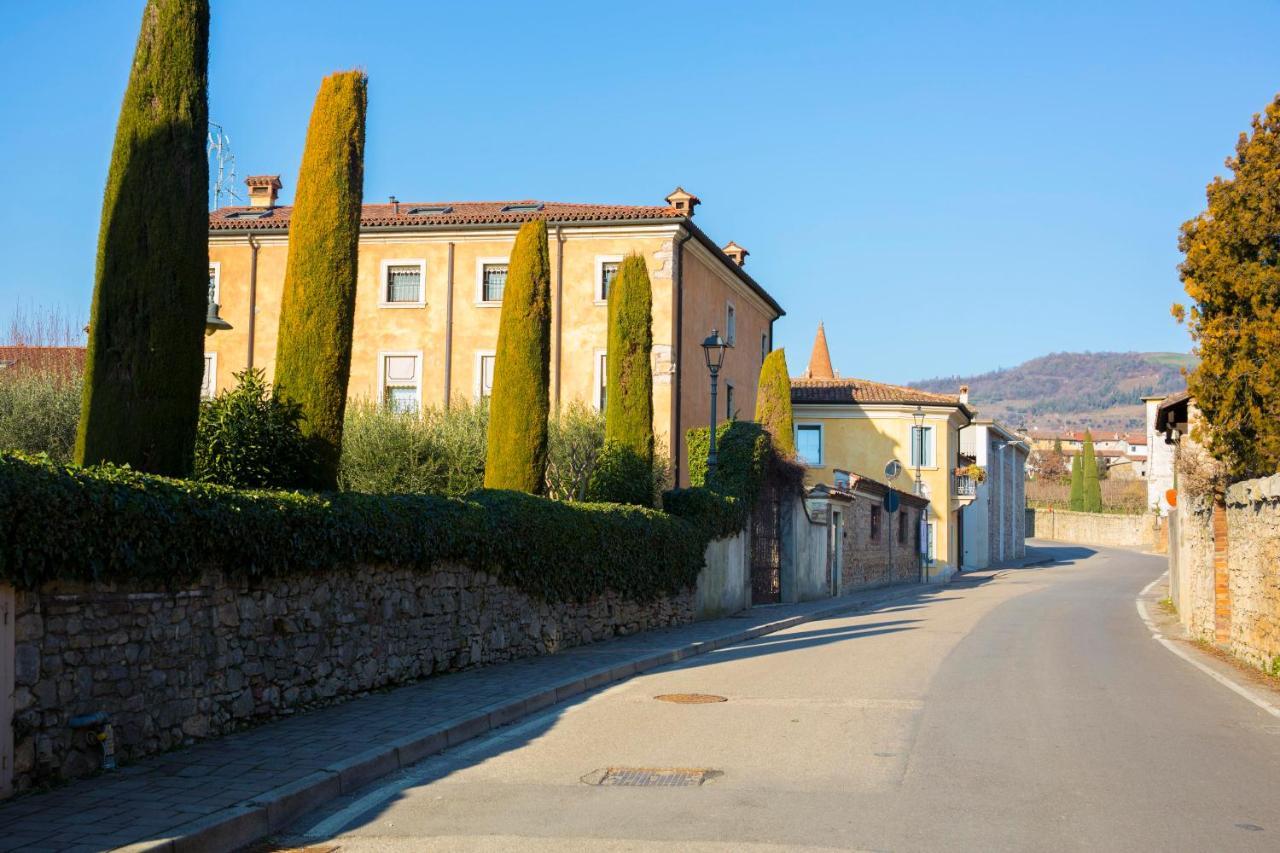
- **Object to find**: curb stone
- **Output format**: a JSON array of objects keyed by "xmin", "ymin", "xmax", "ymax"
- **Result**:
[{"xmin": 108, "ymin": 581, "xmax": 935, "ymax": 852}]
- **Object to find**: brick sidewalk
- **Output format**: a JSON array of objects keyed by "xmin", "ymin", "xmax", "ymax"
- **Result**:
[{"xmin": 0, "ymin": 580, "xmax": 949, "ymax": 852}]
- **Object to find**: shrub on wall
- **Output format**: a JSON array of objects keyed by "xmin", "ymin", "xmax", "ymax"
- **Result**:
[
  {"xmin": 273, "ymin": 70, "xmax": 368, "ymax": 490},
  {"xmin": 0, "ymin": 453, "xmax": 705, "ymax": 602},
  {"xmin": 0, "ymin": 370, "xmax": 82, "ymax": 464},
  {"xmin": 76, "ymin": 0, "xmax": 209, "ymax": 477},
  {"xmin": 339, "ymin": 398, "xmax": 489, "ymax": 496},
  {"xmin": 754, "ymin": 348, "xmax": 795, "ymax": 457},
  {"xmin": 485, "ymin": 221, "xmax": 552, "ymax": 493},
  {"xmin": 194, "ymin": 369, "xmax": 313, "ymax": 489}
]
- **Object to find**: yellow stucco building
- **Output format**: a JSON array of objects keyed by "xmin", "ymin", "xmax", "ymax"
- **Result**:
[
  {"xmin": 790, "ymin": 324, "xmax": 974, "ymax": 579},
  {"xmin": 204, "ymin": 180, "xmax": 783, "ymax": 485}
]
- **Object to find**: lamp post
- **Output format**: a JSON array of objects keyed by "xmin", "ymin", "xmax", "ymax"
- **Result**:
[
  {"xmin": 911, "ymin": 406, "xmax": 926, "ymax": 496},
  {"xmin": 701, "ymin": 329, "xmax": 728, "ymax": 467},
  {"xmin": 205, "ymin": 277, "xmax": 232, "ymax": 336}
]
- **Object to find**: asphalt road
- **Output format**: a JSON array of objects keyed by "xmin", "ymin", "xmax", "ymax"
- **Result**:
[{"xmin": 281, "ymin": 544, "xmax": 1280, "ymax": 852}]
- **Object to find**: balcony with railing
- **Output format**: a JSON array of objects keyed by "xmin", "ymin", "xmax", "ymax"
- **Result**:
[{"xmin": 952, "ymin": 468, "xmax": 978, "ymax": 504}]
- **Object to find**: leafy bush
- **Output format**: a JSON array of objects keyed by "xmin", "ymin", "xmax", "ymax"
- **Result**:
[
  {"xmin": 587, "ymin": 441, "xmax": 654, "ymax": 506},
  {"xmin": 194, "ymin": 369, "xmax": 312, "ymax": 489},
  {"xmin": 339, "ymin": 398, "xmax": 490, "ymax": 496},
  {"xmin": 545, "ymin": 402, "xmax": 606, "ymax": 501},
  {"xmin": 0, "ymin": 370, "xmax": 82, "ymax": 464},
  {"xmin": 0, "ymin": 453, "xmax": 705, "ymax": 601}
]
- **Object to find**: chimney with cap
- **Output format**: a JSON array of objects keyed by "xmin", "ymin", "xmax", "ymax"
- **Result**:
[
  {"xmin": 959, "ymin": 385, "xmax": 970, "ymax": 405},
  {"xmin": 665, "ymin": 186, "xmax": 700, "ymax": 217},
  {"xmin": 722, "ymin": 241, "xmax": 748, "ymax": 266},
  {"xmin": 245, "ymin": 175, "xmax": 282, "ymax": 208}
]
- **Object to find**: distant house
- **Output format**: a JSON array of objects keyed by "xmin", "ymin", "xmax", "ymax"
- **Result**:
[
  {"xmin": 1026, "ymin": 427, "xmax": 1148, "ymax": 479},
  {"xmin": 790, "ymin": 323, "xmax": 973, "ymax": 581},
  {"xmin": 959, "ymin": 419, "xmax": 1029, "ymax": 569}
]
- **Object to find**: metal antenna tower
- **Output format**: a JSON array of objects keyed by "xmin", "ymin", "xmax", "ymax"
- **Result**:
[{"xmin": 207, "ymin": 122, "xmax": 243, "ymax": 210}]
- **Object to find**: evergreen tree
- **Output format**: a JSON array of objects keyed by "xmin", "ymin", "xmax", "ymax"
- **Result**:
[
  {"xmin": 754, "ymin": 348, "xmax": 795, "ymax": 456},
  {"xmin": 604, "ymin": 254, "xmax": 654, "ymax": 460},
  {"xmin": 484, "ymin": 220, "xmax": 551, "ymax": 493},
  {"xmin": 75, "ymin": 0, "xmax": 209, "ymax": 476},
  {"xmin": 1081, "ymin": 430, "xmax": 1102, "ymax": 512},
  {"xmin": 273, "ymin": 70, "xmax": 368, "ymax": 489},
  {"xmin": 1068, "ymin": 453, "xmax": 1084, "ymax": 511},
  {"xmin": 1177, "ymin": 94, "xmax": 1280, "ymax": 479},
  {"xmin": 588, "ymin": 254, "xmax": 654, "ymax": 505}
]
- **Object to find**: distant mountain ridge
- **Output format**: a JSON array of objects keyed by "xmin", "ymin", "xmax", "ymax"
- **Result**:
[{"xmin": 909, "ymin": 352, "xmax": 1195, "ymax": 431}]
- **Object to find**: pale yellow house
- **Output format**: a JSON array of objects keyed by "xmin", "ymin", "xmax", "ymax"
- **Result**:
[
  {"xmin": 205, "ymin": 179, "xmax": 783, "ymax": 485},
  {"xmin": 790, "ymin": 324, "xmax": 974, "ymax": 579}
]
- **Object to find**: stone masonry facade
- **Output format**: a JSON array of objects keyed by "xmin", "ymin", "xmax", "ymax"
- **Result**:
[
  {"xmin": 10, "ymin": 564, "xmax": 693, "ymax": 793},
  {"xmin": 840, "ymin": 502, "xmax": 922, "ymax": 590}
]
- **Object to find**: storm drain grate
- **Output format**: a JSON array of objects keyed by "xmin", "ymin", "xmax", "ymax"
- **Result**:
[
  {"xmin": 654, "ymin": 693, "xmax": 727, "ymax": 704},
  {"xmin": 581, "ymin": 767, "xmax": 722, "ymax": 787}
]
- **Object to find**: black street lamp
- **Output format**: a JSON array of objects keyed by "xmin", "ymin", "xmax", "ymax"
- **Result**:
[
  {"xmin": 911, "ymin": 405, "xmax": 926, "ymax": 496},
  {"xmin": 701, "ymin": 329, "xmax": 728, "ymax": 467}
]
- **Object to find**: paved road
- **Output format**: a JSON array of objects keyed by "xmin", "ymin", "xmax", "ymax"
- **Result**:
[{"xmin": 280, "ymin": 544, "xmax": 1280, "ymax": 852}]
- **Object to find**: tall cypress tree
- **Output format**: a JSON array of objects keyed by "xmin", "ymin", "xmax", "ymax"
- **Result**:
[
  {"xmin": 76, "ymin": 0, "xmax": 209, "ymax": 476},
  {"xmin": 604, "ymin": 254, "xmax": 654, "ymax": 461},
  {"xmin": 1068, "ymin": 453, "xmax": 1084, "ymax": 511},
  {"xmin": 1081, "ymin": 429, "xmax": 1102, "ymax": 512},
  {"xmin": 273, "ymin": 70, "xmax": 368, "ymax": 490},
  {"xmin": 484, "ymin": 220, "xmax": 551, "ymax": 493},
  {"xmin": 754, "ymin": 348, "xmax": 794, "ymax": 456}
]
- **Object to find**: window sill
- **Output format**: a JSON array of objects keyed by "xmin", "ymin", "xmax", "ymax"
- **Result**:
[
  {"xmin": 474, "ymin": 301, "xmax": 503, "ymax": 308},
  {"xmin": 378, "ymin": 302, "xmax": 426, "ymax": 309}
]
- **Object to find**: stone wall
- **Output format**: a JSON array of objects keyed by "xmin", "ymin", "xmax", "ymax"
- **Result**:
[
  {"xmin": 1026, "ymin": 507, "xmax": 1158, "ymax": 550},
  {"xmin": 840, "ymin": 501, "xmax": 921, "ymax": 590},
  {"xmin": 1171, "ymin": 499, "xmax": 1215, "ymax": 641},
  {"xmin": 1223, "ymin": 475, "xmax": 1280, "ymax": 671},
  {"xmin": 10, "ymin": 563, "xmax": 693, "ymax": 793}
]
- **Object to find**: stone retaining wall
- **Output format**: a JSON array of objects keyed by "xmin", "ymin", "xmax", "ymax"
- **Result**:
[
  {"xmin": 1026, "ymin": 507, "xmax": 1158, "ymax": 550},
  {"xmin": 10, "ymin": 564, "xmax": 693, "ymax": 793},
  {"xmin": 1223, "ymin": 475, "xmax": 1280, "ymax": 671}
]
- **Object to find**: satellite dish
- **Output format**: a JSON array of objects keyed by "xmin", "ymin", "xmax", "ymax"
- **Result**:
[{"xmin": 885, "ymin": 459, "xmax": 903, "ymax": 480}]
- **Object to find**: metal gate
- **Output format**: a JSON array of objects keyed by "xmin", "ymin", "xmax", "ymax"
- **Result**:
[{"xmin": 750, "ymin": 486, "xmax": 782, "ymax": 604}]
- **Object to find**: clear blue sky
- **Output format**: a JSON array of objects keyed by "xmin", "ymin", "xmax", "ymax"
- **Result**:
[{"xmin": 2, "ymin": 1, "xmax": 1278, "ymax": 383}]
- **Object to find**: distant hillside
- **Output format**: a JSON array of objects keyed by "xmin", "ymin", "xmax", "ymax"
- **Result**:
[{"xmin": 909, "ymin": 352, "xmax": 1195, "ymax": 431}]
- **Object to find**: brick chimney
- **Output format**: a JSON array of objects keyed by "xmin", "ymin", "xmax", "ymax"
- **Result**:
[
  {"xmin": 245, "ymin": 175, "xmax": 282, "ymax": 208},
  {"xmin": 665, "ymin": 186, "xmax": 700, "ymax": 217},
  {"xmin": 722, "ymin": 241, "xmax": 748, "ymax": 266}
]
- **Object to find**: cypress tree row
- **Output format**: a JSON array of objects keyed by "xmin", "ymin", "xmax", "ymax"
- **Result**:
[
  {"xmin": 754, "ymin": 348, "xmax": 795, "ymax": 456},
  {"xmin": 76, "ymin": 0, "xmax": 210, "ymax": 476},
  {"xmin": 1068, "ymin": 453, "xmax": 1084, "ymax": 511},
  {"xmin": 484, "ymin": 220, "xmax": 552, "ymax": 493},
  {"xmin": 588, "ymin": 254, "xmax": 655, "ymax": 505},
  {"xmin": 1081, "ymin": 430, "xmax": 1102, "ymax": 512},
  {"xmin": 273, "ymin": 70, "xmax": 368, "ymax": 490}
]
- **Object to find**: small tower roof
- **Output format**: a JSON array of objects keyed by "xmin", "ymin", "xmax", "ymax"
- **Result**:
[{"xmin": 806, "ymin": 322, "xmax": 835, "ymax": 379}]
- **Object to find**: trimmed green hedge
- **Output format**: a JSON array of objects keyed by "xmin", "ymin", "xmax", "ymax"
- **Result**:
[{"xmin": 0, "ymin": 454, "xmax": 704, "ymax": 601}]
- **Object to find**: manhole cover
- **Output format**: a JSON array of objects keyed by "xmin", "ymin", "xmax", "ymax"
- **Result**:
[
  {"xmin": 581, "ymin": 767, "xmax": 722, "ymax": 787},
  {"xmin": 654, "ymin": 693, "xmax": 727, "ymax": 704}
]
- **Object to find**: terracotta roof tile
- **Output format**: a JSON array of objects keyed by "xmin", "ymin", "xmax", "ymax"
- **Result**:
[
  {"xmin": 791, "ymin": 376, "xmax": 963, "ymax": 407},
  {"xmin": 209, "ymin": 200, "xmax": 682, "ymax": 231}
]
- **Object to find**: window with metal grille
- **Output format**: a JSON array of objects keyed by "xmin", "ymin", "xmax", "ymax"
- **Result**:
[
  {"xmin": 482, "ymin": 264, "xmax": 507, "ymax": 303},
  {"xmin": 600, "ymin": 261, "xmax": 620, "ymax": 301},
  {"xmin": 381, "ymin": 354, "xmax": 420, "ymax": 414},
  {"xmin": 385, "ymin": 264, "xmax": 422, "ymax": 303}
]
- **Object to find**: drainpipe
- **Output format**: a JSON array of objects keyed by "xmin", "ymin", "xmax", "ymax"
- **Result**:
[
  {"xmin": 246, "ymin": 235, "xmax": 260, "ymax": 369},
  {"xmin": 553, "ymin": 224, "xmax": 564, "ymax": 411},
  {"xmin": 443, "ymin": 241, "xmax": 455, "ymax": 407},
  {"xmin": 671, "ymin": 229, "xmax": 691, "ymax": 485}
]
